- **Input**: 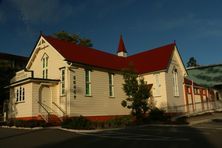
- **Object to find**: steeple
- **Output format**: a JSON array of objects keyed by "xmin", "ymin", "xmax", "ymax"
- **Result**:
[{"xmin": 117, "ymin": 34, "xmax": 127, "ymax": 57}]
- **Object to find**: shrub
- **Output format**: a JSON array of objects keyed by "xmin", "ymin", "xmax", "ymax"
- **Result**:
[
  {"xmin": 62, "ymin": 116, "xmax": 93, "ymax": 130},
  {"xmin": 17, "ymin": 120, "xmax": 46, "ymax": 127},
  {"xmin": 4, "ymin": 119, "xmax": 47, "ymax": 128},
  {"xmin": 96, "ymin": 116, "xmax": 133, "ymax": 128},
  {"xmin": 0, "ymin": 121, "xmax": 7, "ymax": 126},
  {"xmin": 62, "ymin": 115, "xmax": 133, "ymax": 129},
  {"xmin": 146, "ymin": 108, "xmax": 169, "ymax": 122}
]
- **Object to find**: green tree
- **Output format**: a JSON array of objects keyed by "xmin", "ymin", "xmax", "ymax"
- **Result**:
[
  {"xmin": 54, "ymin": 31, "xmax": 93, "ymax": 47},
  {"xmin": 121, "ymin": 70, "xmax": 152, "ymax": 120},
  {"xmin": 187, "ymin": 57, "xmax": 199, "ymax": 67}
]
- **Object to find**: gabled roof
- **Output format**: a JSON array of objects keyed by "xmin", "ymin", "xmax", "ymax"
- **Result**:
[
  {"xmin": 127, "ymin": 43, "xmax": 175, "ymax": 74},
  {"xmin": 117, "ymin": 35, "xmax": 127, "ymax": 53},
  {"xmin": 43, "ymin": 35, "xmax": 176, "ymax": 74},
  {"xmin": 43, "ymin": 35, "xmax": 127, "ymax": 71}
]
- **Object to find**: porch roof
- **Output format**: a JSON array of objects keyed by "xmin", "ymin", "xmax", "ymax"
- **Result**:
[{"xmin": 7, "ymin": 78, "xmax": 59, "ymax": 88}]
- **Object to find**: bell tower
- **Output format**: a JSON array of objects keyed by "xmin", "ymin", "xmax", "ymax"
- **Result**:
[{"xmin": 117, "ymin": 35, "xmax": 127, "ymax": 57}]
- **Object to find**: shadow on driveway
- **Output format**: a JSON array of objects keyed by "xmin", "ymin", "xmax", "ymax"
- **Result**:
[{"xmin": 40, "ymin": 126, "xmax": 217, "ymax": 148}]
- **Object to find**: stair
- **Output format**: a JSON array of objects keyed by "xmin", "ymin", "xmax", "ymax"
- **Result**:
[{"xmin": 48, "ymin": 114, "xmax": 62, "ymax": 126}]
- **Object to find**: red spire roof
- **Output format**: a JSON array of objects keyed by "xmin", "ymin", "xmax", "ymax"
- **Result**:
[
  {"xmin": 117, "ymin": 35, "xmax": 127, "ymax": 53},
  {"xmin": 42, "ymin": 35, "xmax": 176, "ymax": 74}
]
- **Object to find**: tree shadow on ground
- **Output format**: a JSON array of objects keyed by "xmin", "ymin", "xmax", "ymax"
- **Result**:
[{"xmin": 40, "ymin": 126, "xmax": 217, "ymax": 148}]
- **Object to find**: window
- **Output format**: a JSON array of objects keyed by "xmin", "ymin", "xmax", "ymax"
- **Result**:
[
  {"xmin": 85, "ymin": 70, "xmax": 91, "ymax": 96},
  {"xmin": 109, "ymin": 73, "xmax": 114, "ymax": 97},
  {"xmin": 16, "ymin": 89, "xmax": 19, "ymax": 102},
  {"xmin": 155, "ymin": 74, "xmax": 161, "ymax": 96},
  {"xmin": 186, "ymin": 86, "xmax": 191, "ymax": 94},
  {"xmin": 194, "ymin": 88, "xmax": 200, "ymax": 95},
  {"xmin": 60, "ymin": 69, "xmax": 65, "ymax": 96},
  {"xmin": 173, "ymin": 68, "xmax": 179, "ymax": 96},
  {"xmin": 202, "ymin": 89, "xmax": 206, "ymax": 95},
  {"xmin": 42, "ymin": 54, "xmax": 48, "ymax": 79},
  {"xmin": 22, "ymin": 88, "xmax": 25, "ymax": 101},
  {"xmin": 73, "ymin": 75, "xmax": 77, "ymax": 99},
  {"xmin": 19, "ymin": 87, "xmax": 22, "ymax": 101},
  {"xmin": 16, "ymin": 87, "xmax": 25, "ymax": 102}
]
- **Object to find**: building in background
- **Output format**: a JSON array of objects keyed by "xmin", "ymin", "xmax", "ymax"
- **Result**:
[
  {"xmin": 0, "ymin": 53, "xmax": 28, "ymax": 120},
  {"xmin": 183, "ymin": 65, "xmax": 222, "ymax": 115}
]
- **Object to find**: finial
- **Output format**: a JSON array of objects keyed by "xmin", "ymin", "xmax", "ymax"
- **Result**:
[{"xmin": 174, "ymin": 40, "xmax": 176, "ymax": 44}]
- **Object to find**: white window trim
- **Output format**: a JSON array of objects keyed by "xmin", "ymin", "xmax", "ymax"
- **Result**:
[
  {"xmin": 15, "ymin": 87, "xmax": 25, "ymax": 103},
  {"xmin": 173, "ymin": 68, "xmax": 179, "ymax": 97},
  {"xmin": 109, "ymin": 73, "xmax": 115, "ymax": 97},
  {"xmin": 155, "ymin": 73, "xmax": 161, "ymax": 97},
  {"xmin": 42, "ymin": 53, "xmax": 49, "ymax": 79},
  {"xmin": 85, "ymin": 69, "xmax": 92, "ymax": 96}
]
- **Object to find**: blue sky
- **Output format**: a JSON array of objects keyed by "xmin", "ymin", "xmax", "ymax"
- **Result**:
[{"xmin": 0, "ymin": 0, "xmax": 222, "ymax": 66}]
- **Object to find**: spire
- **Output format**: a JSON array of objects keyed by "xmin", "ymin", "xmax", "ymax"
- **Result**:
[{"xmin": 117, "ymin": 34, "xmax": 127, "ymax": 57}]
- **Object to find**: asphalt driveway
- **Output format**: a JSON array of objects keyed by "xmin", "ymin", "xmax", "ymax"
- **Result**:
[{"xmin": 0, "ymin": 122, "xmax": 222, "ymax": 148}]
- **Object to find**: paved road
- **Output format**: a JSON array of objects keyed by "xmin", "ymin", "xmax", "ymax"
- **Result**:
[{"xmin": 0, "ymin": 122, "xmax": 222, "ymax": 148}]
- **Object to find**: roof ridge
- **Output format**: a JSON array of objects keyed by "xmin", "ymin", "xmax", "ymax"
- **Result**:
[
  {"xmin": 44, "ymin": 35, "xmax": 126, "ymax": 59},
  {"xmin": 42, "ymin": 35, "xmax": 176, "ymax": 74},
  {"xmin": 128, "ymin": 43, "xmax": 175, "ymax": 58}
]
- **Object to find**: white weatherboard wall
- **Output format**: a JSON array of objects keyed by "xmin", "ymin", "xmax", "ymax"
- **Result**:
[
  {"xmin": 165, "ymin": 48, "xmax": 186, "ymax": 108},
  {"xmin": 27, "ymin": 37, "xmax": 69, "ymax": 117},
  {"xmin": 10, "ymin": 83, "xmax": 33, "ymax": 118},
  {"xmin": 28, "ymin": 37, "xmax": 67, "ymax": 79},
  {"xmin": 68, "ymin": 66, "xmax": 130, "ymax": 117},
  {"xmin": 143, "ymin": 72, "xmax": 168, "ymax": 108}
]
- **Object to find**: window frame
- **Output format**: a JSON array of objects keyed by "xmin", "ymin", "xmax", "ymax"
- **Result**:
[
  {"xmin": 155, "ymin": 73, "xmax": 161, "ymax": 96},
  {"xmin": 15, "ymin": 87, "xmax": 25, "ymax": 103},
  {"xmin": 85, "ymin": 69, "xmax": 92, "ymax": 96},
  {"xmin": 186, "ymin": 86, "xmax": 191, "ymax": 94},
  {"xmin": 173, "ymin": 68, "xmax": 179, "ymax": 97},
  {"xmin": 42, "ymin": 54, "xmax": 49, "ymax": 79},
  {"xmin": 108, "ymin": 73, "xmax": 114, "ymax": 97}
]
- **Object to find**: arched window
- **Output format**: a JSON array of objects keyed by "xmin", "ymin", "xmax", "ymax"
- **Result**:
[
  {"xmin": 41, "ymin": 53, "xmax": 49, "ymax": 79},
  {"xmin": 173, "ymin": 68, "xmax": 179, "ymax": 96}
]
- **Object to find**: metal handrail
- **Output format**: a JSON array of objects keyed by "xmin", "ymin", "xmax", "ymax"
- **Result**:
[
  {"xmin": 52, "ymin": 102, "xmax": 66, "ymax": 115},
  {"xmin": 164, "ymin": 100, "xmax": 222, "ymax": 116},
  {"xmin": 37, "ymin": 101, "xmax": 50, "ymax": 122}
]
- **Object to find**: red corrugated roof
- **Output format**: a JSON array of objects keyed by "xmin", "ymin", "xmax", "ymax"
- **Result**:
[
  {"xmin": 44, "ymin": 35, "xmax": 127, "ymax": 71},
  {"xmin": 127, "ymin": 43, "xmax": 175, "ymax": 73},
  {"xmin": 43, "ymin": 35, "xmax": 175, "ymax": 74}
]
